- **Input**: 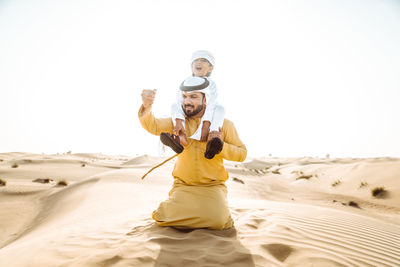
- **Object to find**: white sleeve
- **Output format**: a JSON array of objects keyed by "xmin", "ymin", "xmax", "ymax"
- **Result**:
[
  {"xmin": 209, "ymin": 104, "xmax": 225, "ymax": 132},
  {"xmin": 202, "ymin": 80, "xmax": 217, "ymax": 122}
]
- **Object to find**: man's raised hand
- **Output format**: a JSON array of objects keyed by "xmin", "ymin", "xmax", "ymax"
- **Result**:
[{"xmin": 141, "ymin": 89, "xmax": 157, "ymax": 109}]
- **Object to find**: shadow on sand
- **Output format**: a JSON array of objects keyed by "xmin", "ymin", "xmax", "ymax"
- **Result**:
[{"xmin": 147, "ymin": 225, "xmax": 255, "ymax": 267}]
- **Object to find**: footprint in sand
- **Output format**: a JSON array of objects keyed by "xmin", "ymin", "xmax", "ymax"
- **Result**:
[
  {"xmin": 232, "ymin": 177, "xmax": 245, "ymax": 184},
  {"xmin": 263, "ymin": 243, "xmax": 294, "ymax": 262},
  {"xmin": 32, "ymin": 178, "xmax": 53, "ymax": 184}
]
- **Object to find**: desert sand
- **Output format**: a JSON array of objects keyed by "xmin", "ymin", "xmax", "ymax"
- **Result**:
[{"xmin": 0, "ymin": 152, "xmax": 399, "ymax": 266}]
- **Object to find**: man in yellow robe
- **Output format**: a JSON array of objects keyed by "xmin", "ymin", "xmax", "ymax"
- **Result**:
[{"xmin": 139, "ymin": 77, "xmax": 247, "ymax": 230}]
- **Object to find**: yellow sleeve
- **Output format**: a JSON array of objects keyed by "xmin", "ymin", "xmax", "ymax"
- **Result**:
[
  {"xmin": 220, "ymin": 119, "xmax": 247, "ymax": 162},
  {"xmin": 138, "ymin": 105, "xmax": 174, "ymax": 136}
]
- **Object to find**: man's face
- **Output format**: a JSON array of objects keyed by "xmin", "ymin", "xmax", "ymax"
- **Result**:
[
  {"xmin": 182, "ymin": 91, "xmax": 206, "ymax": 117},
  {"xmin": 192, "ymin": 58, "xmax": 214, "ymax": 77}
]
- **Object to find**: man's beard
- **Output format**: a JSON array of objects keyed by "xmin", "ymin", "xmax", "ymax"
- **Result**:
[{"xmin": 183, "ymin": 104, "xmax": 204, "ymax": 117}]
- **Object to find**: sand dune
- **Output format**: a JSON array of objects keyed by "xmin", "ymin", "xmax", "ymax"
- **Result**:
[{"xmin": 0, "ymin": 153, "xmax": 399, "ymax": 266}]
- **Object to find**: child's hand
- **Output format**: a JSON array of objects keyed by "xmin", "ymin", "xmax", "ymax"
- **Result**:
[
  {"xmin": 141, "ymin": 89, "xmax": 157, "ymax": 109},
  {"xmin": 173, "ymin": 119, "xmax": 185, "ymax": 136},
  {"xmin": 200, "ymin": 121, "xmax": 211, "ymax": 142}
]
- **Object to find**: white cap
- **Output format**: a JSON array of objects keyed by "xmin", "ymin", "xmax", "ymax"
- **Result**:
[{"xmin": 191, "ymin": 50, "xmax": 215, "ymax": 66}]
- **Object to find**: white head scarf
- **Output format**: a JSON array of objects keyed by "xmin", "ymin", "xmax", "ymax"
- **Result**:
[
  {"xmin": 179, "ymin": 76, "xmax": 215, "ymax": 101},
  {"xmin": 180, "ymin": 76, "xmax": 210, "ymax": 92}
]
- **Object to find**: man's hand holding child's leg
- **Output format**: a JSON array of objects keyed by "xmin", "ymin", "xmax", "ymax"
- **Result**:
[
  {"xmin": 174, "ymin": 119, "xmax": 188, "ymax": 146},
  {"xmin": 200, "ymin": 121, "xmax": 211, "ymax": 142}
]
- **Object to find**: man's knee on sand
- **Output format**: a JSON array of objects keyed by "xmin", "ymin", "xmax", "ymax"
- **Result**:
[
  {"xmin": 201, "ymin": 199, "xmax": 232, "ymax": 229},
  {"xmin": 180, "ymin": 185, "xmax": 231, "ymax": 227}
]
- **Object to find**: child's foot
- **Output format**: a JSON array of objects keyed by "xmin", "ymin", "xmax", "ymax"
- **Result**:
[
  {"xmin": 204, "ymin": 137, "xmax": 223, "ymax": 159},
  {"xmin": 160, "ymin": 132, "xmax": 184, "ymax": 153}
]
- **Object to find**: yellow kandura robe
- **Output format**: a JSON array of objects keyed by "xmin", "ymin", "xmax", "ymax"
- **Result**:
[{"xmin": 138, "ymin": 106, "xmax": 247, "ymax": 229}]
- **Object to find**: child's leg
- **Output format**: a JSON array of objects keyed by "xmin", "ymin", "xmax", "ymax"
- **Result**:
[
  {"xmin": 189, "ymin": 117, "xmax": 209, "ymax": 141},
  {"xmin": 190, "ymin": 120, "xmax": 210, "ymax": 142},
  {"xmin": 171, "ymin": 103, "xmax": 188, "ymax": 146},
  {"xmin": 171, "ymin": 103, "xmax": 185, "ymax": 129},
  {"xmin": 190, "ymin": 105, "xmax": 224, "ymax": 142},
  {"xmin": 176, "ymin": 121, "xmax": 188, "ymax": 146},
  {"xmin": 189, "ymin": 120, "xmax": 203, "ymax": 141},
  {"xmin": 160, "ymin": 104, "xmax": 187, "ymax": 152},
  {"xmin": 200, "ymin": 121, "xmax": 210, "ymax": 142},
  {"xmin": 204, "ymin": 105, "xmax": 225, "ymax": 159}
]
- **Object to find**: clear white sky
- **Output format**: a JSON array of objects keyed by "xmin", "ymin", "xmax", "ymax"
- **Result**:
[{"xmin": 1, "ymin": 0, "xmax": 399, "ymax": 158}]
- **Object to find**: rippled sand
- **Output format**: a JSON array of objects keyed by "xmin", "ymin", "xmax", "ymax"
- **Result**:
[{"xmin": 0, "ymin": 153, "xmax": 399, "ymax": 266}]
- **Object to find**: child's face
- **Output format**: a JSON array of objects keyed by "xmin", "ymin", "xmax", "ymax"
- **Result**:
[{"xmin": 192, "ymin": 58, "xmax": 214, "ymax": 77}]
